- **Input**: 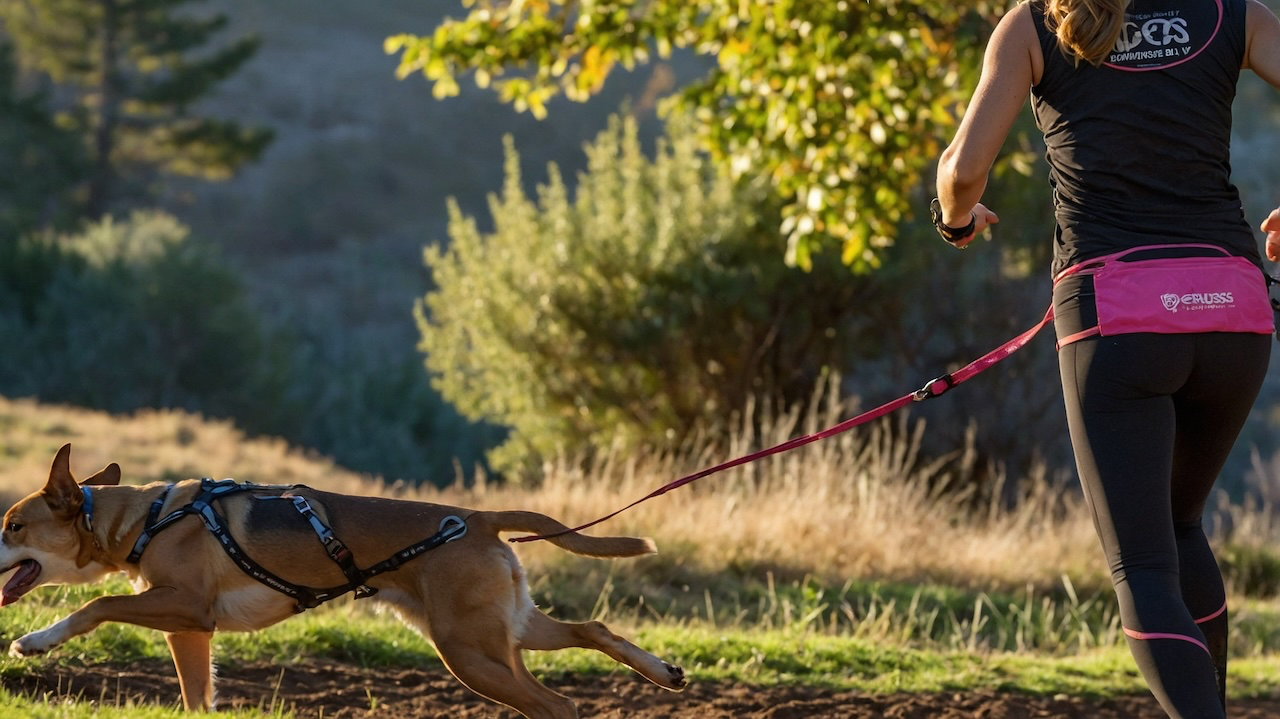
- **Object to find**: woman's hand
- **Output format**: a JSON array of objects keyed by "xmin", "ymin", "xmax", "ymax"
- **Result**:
[
  {"xmin": 973, "ymin": 203, "xmax": 1000, "ymax": 234},
  {"xmin": 1263, "ymin": 208, "xmax": 1280, "ymax": 261},
  {"xmin": 949, "ymin": 203, "xmax": 1000, "ymax": 249}
]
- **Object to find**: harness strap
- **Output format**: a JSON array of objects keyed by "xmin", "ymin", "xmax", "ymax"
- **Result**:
[
  {"xmin": 190, "ymin": 498, "xmax": 344, "ymax": 611},
  {"xmin": 357, "ymin": 515, "xmax": 468, "ymax": 581},
  {"xmin": 288, "ymin": 495, "xmax": 378, "ymax": 600},
  {"xmin": 127, "ymin": 479, "xmax": 255, "ymax": 563},
  {"xmin": 126, "ymin": 484, "xmax": 179, "ymax": 563},
  {"xmin": 125, "ymin": 478, "xmax": 469, "ymax": 612}
]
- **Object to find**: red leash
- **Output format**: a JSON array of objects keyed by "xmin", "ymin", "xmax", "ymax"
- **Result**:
[{"xmin": 510, "ymin": 306, "xmax": 1055, "ymax": 543}]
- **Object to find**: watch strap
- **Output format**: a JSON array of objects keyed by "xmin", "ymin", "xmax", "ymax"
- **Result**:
[{"xmin": 930, "ymin": 198, "xmax": 976, "ymax": 243}]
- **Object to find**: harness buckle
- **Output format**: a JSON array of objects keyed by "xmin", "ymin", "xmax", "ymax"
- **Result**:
[
  {"xmin": 326, "ymin": 539, "xmax": 351, "ymax": 563},
  {"xmin": 912, "ymin": 373, "xmax": 955, "ymax": 402}
]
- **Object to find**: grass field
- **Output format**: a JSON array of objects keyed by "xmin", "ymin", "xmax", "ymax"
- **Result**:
[{"xmin": 0, "ymin": 395, "xmax": 1278, "ymax": 716}]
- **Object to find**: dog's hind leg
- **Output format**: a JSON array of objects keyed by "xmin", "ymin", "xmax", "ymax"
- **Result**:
[
  {"xmin": 518, "ymin": 610, "xmax": 687, "ymax": 691},
  {"xmin": 165, "ymin": 631, "xmax": 214, "ymax": 711},
  {"xmin": 433, "ymin": 633, "xmax": 578, "ymax": 719}
]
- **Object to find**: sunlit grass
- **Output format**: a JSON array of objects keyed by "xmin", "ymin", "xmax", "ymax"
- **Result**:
[
  {"xmin": 1, "ymin": 568, "xmax": 1278, "ymax": 717},
  {"xmin": 0, "ymin": 691, "xmax": 283, "ymax": 719},
  {"xmin": 4, "ymin": 575, "xmax": 1278, "ymax": 679},
  {"xmin": 1, "ymin": 395, "xmax": 1278, "ymax": 715},
  {"xmin": 5, "ymin": 587, "xmax": 1280, "ymax": 701},
  {"xmin": 2, "ymin": 394, "xmax": 1276, "ymax": 604}
]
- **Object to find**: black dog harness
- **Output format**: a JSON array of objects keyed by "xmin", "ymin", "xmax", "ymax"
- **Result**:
[{"xmin": 122, "ymin": 478, "xmax": 468, "ymax": 612}]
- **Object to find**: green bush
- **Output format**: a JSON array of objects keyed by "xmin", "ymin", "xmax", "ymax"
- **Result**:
[
  {"xmin": 0, "ymin": 211, "xmax": 289, "ymax": 428},
  {"xmin": 418, "ymin": 114, "xmax": 871, "ymax": 474}
]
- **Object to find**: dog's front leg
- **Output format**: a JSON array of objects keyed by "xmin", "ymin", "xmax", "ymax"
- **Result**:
[
  {"xmin": 166, "ymin": 631, "xmax": 215, "ymax": 711},
  {"xmin": 10, "ymin": 586, "xmax": 214, "ymax": 658}
]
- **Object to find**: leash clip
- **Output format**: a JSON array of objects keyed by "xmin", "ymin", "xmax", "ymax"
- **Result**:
[
  {"xmin": 438, "ymin": 515, "xmax": 468, "ymax": 543},
  {"xmin": 913, "ymin": 373, "xmax": 955, "ymax": 402},
  {"xmin": 1267, "ymin": 273, "xmax": 1280, "ymax": 342}
]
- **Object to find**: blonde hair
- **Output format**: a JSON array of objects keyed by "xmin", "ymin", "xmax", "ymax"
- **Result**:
[{"xmin": 1043, "ymin": 0, "xmax": 1130, "ymax": 66}]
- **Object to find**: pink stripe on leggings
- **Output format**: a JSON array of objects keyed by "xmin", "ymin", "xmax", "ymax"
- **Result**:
[
  {"xmin": 1122, "ymin": 627, "xmax": 1210, "ymax": 655},
  {"xmin": 1194, "ymin": 601, "xmax": 1227, "ymax": 625}
]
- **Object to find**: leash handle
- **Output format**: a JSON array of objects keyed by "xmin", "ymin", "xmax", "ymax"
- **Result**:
[
  {"xmin": 1267, "ymin": 272, "xmax": 1280, "ymax": 341},
  {"xmin": 510, "ymin": 307, "xmax": 1055, "ymax": 543}
]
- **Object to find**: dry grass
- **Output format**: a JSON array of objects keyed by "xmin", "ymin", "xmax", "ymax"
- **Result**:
[
  {"xmin": 6, "ymin": 392, "xmax": 1280, "ymax": 653},
  {"xmin": 445, "ymin": 402, "xmax": 1109, "ymax": 594},
  {"xmin": 6, "ymin": 389, "xmax": 1277, "ymax": 599},
  {"xmin": 0, "ymin": 396, "xmax": 386, "ymax": 509},
  {"xmin": 0, "ymin": 393, "xmax": 1107, "ymax": 595}
]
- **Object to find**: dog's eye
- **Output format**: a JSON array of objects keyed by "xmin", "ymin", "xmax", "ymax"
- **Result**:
[{"xmin": 3, "ymin": 522, "xmax": 21, "ymax": 534}]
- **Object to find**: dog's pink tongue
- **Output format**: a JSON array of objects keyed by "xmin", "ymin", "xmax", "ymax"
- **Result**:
[{"xmin": 2, "ymin": 560, "xmax": 40, "ymax": 606}]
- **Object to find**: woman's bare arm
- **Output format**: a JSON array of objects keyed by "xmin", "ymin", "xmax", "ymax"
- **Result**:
[
  {"xmin": 935, "ymin": 3, "xmax": 1040, "ymax": 246},
  {"xmin": 1245, "ymin": 0, "xmax": 1280, "ymax": 88}
]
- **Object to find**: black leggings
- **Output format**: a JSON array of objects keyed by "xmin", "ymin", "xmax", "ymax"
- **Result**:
[{"xmin": 1057, "ymin": 330, "xmax": 1270, "ymax": 719}]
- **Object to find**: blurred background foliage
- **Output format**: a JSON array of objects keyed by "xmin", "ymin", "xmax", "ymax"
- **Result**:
[
  {"xmin": 0, "ymin": 0, "xmax": 272, "ymax": 216},
  {"xmin": 421, "ymin": 113, "xmax": 874, "ymax": 474},
  {"xmin": 389, "ymin": 0, "xmax": 1006, "ymax": 270},
  {"xmin": 0, "ymin": 0, "xmax": 1276, "ymax": 497}
]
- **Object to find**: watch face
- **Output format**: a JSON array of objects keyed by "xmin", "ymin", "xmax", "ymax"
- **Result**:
[{"xmin": 929, "ymin": 198, "xmax": 943, "ymax": 225}]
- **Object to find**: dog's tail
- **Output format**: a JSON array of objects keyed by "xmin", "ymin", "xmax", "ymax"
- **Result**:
[{"xmin": 474, "ymin": 511, "xmax": 657, "ymax": 558}]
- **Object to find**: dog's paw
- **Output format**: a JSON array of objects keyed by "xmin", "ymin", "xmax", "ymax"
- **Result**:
[
  {"xmin": 662, "ymin": 661, "xmax": 688, "ymax": 691},
  {"xmin": 10, "ymin": 630, "xmax": 61, "ymax": 657},
  {"xmin": 9, "ymin": 638, "xmax": 43, "ymax": 657}
]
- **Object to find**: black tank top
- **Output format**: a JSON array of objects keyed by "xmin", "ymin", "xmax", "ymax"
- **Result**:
[{"xmin": 1029, "ymin": 0, "xmax": 1257, "ymax": 276}]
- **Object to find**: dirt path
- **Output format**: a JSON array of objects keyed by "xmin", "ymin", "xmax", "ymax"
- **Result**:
[{"xmin": 11, "ymin": 659, "xmax": 1280, "ymax": 718}]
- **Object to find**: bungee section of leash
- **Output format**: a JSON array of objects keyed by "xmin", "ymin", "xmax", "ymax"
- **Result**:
[
  {"xmin": 511, "ymin": 306, "xmax": 1056, "ymax": 544},
  {"xmin": 515, "ymin": 266, "xmax": 1280, "ymax": 544}
]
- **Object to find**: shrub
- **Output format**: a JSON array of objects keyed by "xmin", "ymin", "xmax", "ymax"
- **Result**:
[
  {"xmin": 0, "ymin": 211, "xmax": 289, "ymax": 428},
  {"xmin": 418, "ymin": 114, "xmax": 870, "ymax": 474}
]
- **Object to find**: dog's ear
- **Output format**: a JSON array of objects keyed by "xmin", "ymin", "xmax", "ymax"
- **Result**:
[
  {"xmin": 42, "ymin": 443, "xmax": 84, "ymax": 521},
  {"xmin": 81, "ymin": 463, "xmax": 121, "ymax": 487}
]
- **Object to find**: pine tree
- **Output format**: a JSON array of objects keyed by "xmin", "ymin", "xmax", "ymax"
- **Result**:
[
  {"xmin": 0, "ymin": 0, "xmax": 272, "ymax": 216},
  {"xmin": 0, "ymin": 41, "xmax": 85, "ymax": 236}
]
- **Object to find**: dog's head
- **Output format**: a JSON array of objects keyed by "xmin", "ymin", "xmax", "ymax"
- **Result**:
[{"xmin": 0, "ymin": 444, "xmax": 121, "ymax": 606}]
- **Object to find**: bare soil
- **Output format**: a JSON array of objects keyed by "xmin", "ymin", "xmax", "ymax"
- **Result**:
[{"xmin": 10, "ymin": 659, "xmax": 1280, "ymax": 718}]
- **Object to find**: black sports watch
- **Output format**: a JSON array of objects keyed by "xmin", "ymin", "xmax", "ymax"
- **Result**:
[{"xmin": 929, "ymin": 197, "xmax": 976, "ymax": 244}]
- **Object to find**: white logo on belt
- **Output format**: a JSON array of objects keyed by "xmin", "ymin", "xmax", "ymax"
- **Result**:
[{"xmin": 1161, "ymin": 291, "xmax": 1234, "ymax": 313}]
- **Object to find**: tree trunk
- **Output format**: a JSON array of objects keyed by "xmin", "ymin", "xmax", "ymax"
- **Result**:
[{"xmin": 87, "ymin": 0, "xmax": 119, "ymax": 218}]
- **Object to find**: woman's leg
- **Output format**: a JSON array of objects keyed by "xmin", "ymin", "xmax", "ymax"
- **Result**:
[
  {"xmin": 1169, "ymin": 332, "xmax": 1272, "ymax": 709},
  {"xmin": 1058, "ymin": 332, "xmax": 1267, "ymax": 718}
]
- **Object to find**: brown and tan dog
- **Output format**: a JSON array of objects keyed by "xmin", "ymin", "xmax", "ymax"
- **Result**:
[{"xmin": 0, "ymin": 445, "xmax": 686, "ymax": 718}]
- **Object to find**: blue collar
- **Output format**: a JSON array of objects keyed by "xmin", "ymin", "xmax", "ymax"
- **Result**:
[{"xmin": 81, "ymin": 485, "xmax": 95, "ymax": 533}]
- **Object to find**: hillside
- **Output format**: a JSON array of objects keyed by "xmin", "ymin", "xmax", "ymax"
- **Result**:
[
  {"xmin": 147, "ymin": 0, "xmax": 710, "ymax": 481},
  {"xmin": 12, "ymin": 1, "xmax": 1278, "ymax": 485},
  {"xmin": 0, "ymin": 396, "xmax": 380, "ymax": 510},
  {"xmin": 184, "ymin": 0, "xmax": 700, "ymax": 337}
]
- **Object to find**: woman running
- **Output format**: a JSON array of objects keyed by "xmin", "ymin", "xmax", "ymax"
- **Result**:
[{"xmin": 931, "ymin": 1, "xmax": 1280, "ymax": 717}]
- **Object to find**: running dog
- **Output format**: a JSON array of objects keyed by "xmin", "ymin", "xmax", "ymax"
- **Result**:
[{"xmin": 0, "ymin": 444, "xmax": 686, "ymax": 718}]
